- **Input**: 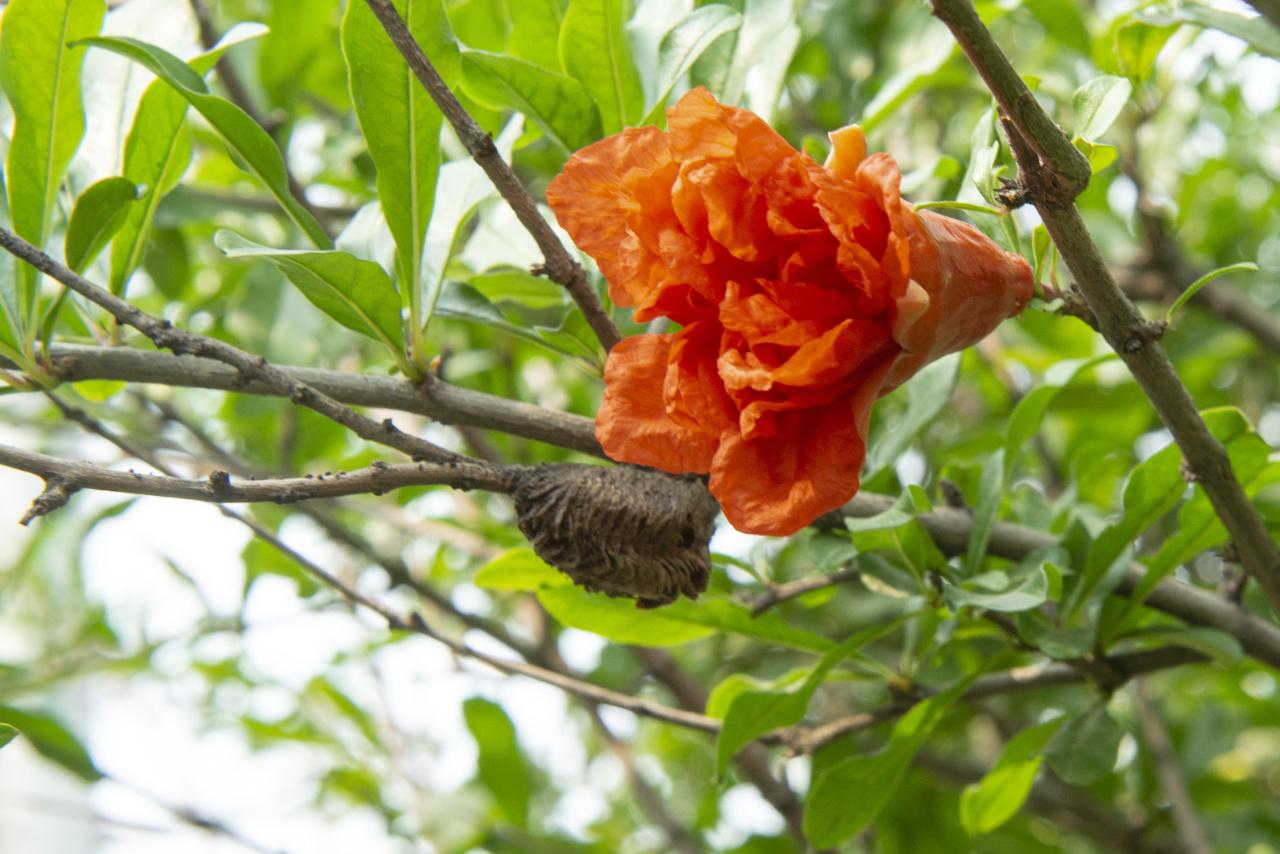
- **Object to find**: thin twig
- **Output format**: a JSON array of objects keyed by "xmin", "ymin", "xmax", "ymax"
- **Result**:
[
  {"xmin": 930, "ymin": 0, "xmax": 1280, "ymax": 615},
  {"xmin": 747, "ymin": 566, "xmax": 860, "ymax": 615},
  {"xmin": 358, "ymin": 0, "xmax": 621, "ymax": 352},
  {"xmin": 787, "ymin": 647, "xmax": 1202, "ymax": 756},
  {"xmin": 840, "ymin": 493, "xmax": 1280, "ymax": 672},
  {"xmin": 1134, "ymin": 680, "xmax": 1213, "ymax": 854},
  {"xmin": 0, "ymin": 443, "xmax": 511, "ymax": 522}
]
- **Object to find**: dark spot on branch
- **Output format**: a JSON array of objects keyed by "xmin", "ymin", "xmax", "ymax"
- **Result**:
[{"xmin": 207, "ymin": 470, "xmax": 232, "ymax": 497}]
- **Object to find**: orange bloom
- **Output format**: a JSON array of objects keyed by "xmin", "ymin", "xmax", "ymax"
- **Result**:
[{"xmin": 547, "ymin": 89, "xmax": 1032, "ymax": 536}]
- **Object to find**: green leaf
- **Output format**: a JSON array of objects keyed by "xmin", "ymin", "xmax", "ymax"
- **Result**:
[
  {"xmin": 559, "ymin": 0, "xmax": 644, "ymax": 135},
  {"xmin": 435, "ymin": 280, "xmax": 597, "ymax": 360},
  {"xmin": 1073, "ymin": 137, "xmax": 1118, "ymax": 173},
  {"xmin": 1022, "ymin": 0, "xmax": 1090, "ymax": 55},
  {"xmin": 1045, "ymin": 705, "xmax": 1124, "ymax": 785},
  {"xmin": 0, "ymin": 0, "xmax": 106, "ymax": 335},
  {"xmin": 215, "ymin": 231, "xmax": 406, "ymax": 366},
  {"xmin": 537, "ymin": 585, "xmax": 715, "ymax": 646},
  {"xmin": 960, "ymin": 718, "xmax": 1064, "ymax": 835},
  {"xmin": 463, "ymin": 698, "xmax": 532, "ymax": 828},
  {"xmin": 869, "ymin": 353, "xmax": 960, "ymax": 471},
  {"xmin": 419, "ymin": 117, "xmax": 523, "ymax": 333},
  {"xmin": 108, "ymin": 26, "xmax": 264, "ymax": 296},
  {"xmin": 64, "ymin": 177, "xmax": 138, "ymax": 273},
  {"xmin": 1072, "ymin": 75, "xmax": 1132, "ymax": 141},
  {"xmin": 0, "ymin": 724, "xmax": 17, "ymax": 750},
  {"xmin": 538, "ymin": 585, "xmax": 834, "ymax": 651},
  {"xmin": 912, "ymin": 200, "xmax": 1004, "ymax": 216},
  {"xmin": 643, "ymin": 4, "xmax": 742, "ymax": 122},
  {"xmin": 716, "ymin": 620, "xmax": 905, "ymax": 774},
  {"xmin": 803, "ymin": 674, "xmax": 977, "ymax": 847},
  {"xmin": 460, "ymin": 51, "xmax": 601, "ymax": 153},
  {"xmin": 80, "ymin": 36, "xmax": 331, "ymax": 249},
  {"xmin": 1114, "ymin": 19, "xmax": 1177, "ymax": 82},
  {"xmin": 1004, "ymin": 356, "xmax": 1113, "ymax": 471},
  {"xmin": 697, "ymin": 0, "xmax": 801, "ymax": 119},
  {"xmin": 964, "ymin": 450, "xmax": 1005, "ymax": 576},
  {"xmin": 947, "ymin": 560, "xmax": 1051, "ymax": 613},
  {"xmin": 1117, "ymin": 626, "xmax": 1242, "ymax": 664},
  {"xmin": 469, "ymin": 268, "xmax": 564, "ymax": 310},
  {"xmin": 860, "ymin": 25, "xmax": 954, "ymax": 133},
  {"xmin": 0, "ymin": 705, "xmax": 102, "ymax": 782},
  {"xmin": 1120, "ymin": 408, "xmax": 1275, "ymax": 613},
  {"xmin": 1068, "ymin": 441, "xmax": 1184, "ymax": 617},
  {"xmin": 507, "ymin": 0, "xmax": 565, "ymax": 70},
  {"xmin": 473, "ymin": 547, "xmax": 568, "ymax": 591},
  {"xmin": 343, "ymin": 0, "xmax": 458, "ymax": 356},
  {"xmin": 1135, "ymin": 1, "xmax": 1280, "ymax": 59},
  {"xmin": 1166, "ymin": 262, "xmax": 1258, "ymax": 324}
]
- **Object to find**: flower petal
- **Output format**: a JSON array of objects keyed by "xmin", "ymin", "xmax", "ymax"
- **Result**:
[
  {"xmin": 825, "ymin": 124, "xmax": 867, "ymax": 180},
  {"xmin": 597, "ymin": 334, "xmax": 719, "ymax": 473},
  {"xmin": 885, "ymin": 208, "xmax": 1034, "ymax": 388},
  {"xmin": 546, "ymin": 126, "xmax": 674, "ymax": 309},
  {"xmin": 709, "ymin": 357, "xmax": 895, "ymax": 535}
]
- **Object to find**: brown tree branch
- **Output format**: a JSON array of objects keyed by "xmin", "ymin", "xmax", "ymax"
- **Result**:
[
  {"xmin": 930, "ymin": 0, "xmax": 1280, "ymax": 615},
  {"xmin": 28, "ymin": 343, "xmax": 603, "ymax": 457},
  {"xmin": 0, "ymin": 228, "xmax": 472, "ymax": 468},
  {"xmin": 358, "ymin": 0, "xmax": 621, "ymax": 352},
  {"xmin": 8, "ymin": 337, "xmax": 1278, "ymax": 670},
  {"xmin": 0, "ymin": 443, "xmax": 510, "ymax": 523}
]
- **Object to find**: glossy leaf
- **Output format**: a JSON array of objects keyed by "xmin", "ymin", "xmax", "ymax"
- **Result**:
[
  {"xmin": 343, "ymin": 0, "xmax": 458, "ymax": 356},
  {"xmin": 1068, "ymin": 441, "xmax": 1184, "ymax": 617},
  {"xmin": 215, "ymin": 231, "xmax": 406, "ymax": 365},
  {"xmin": 0, "ymin": 705, "xmax": 102, "ymax": 782},
  {"xmin": 473, "ymin": 547, "xmax": 566, "ymax": 591},
  {"xmin": 107, "ymin": 24, "xmax": 266, "ymax": 298},
  {"xmin": 80, "ymin": 35, "xmax": 332, "ymax": 249},
  {"xmin": 460, "ymin": 51, "xmax": 600, "ymax": 152},
  {"xmin": 463, "ymin": 698, "xmax": 532, "ymax": 827},
  {"xmin": 643, "ymin": 4, "xmax": 742, "ymax": 122},
  {"xmin": 65, "ymin": 177, "xmax": 138, "ymax": 273},
  {"xmin": 0, "ymin": 0, "xmax": 106, "ymax": 331},
  {"xmin": 960, "ymin": 718, "xmax": 1064, "ymax": 835},
  {"xmin": 1045, "ymin": 705, "xmax": 1124, "ymax": 785},
  {"xmin": 1072, "ymin": 75, "xmax": 1132, "ymax": 141},
  {"xmin": 803, "ymin": 674, "xmax": 976, "ymax": 847},
  {"xmin": 869, "ymin": 353, "xmax": 960, "ymax": 471},
  {"xmin": 716, "ymin": 619, "xmax": 905, "ymax": 774},
  {"xmin": 1166, "ymin": 262, "xmax": 1258, "ymax": 324},
  {"xmin": 558, "ymin": 0, "xmax": 644, "ymax": 135}
]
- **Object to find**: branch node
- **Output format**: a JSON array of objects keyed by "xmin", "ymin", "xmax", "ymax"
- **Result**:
[
  {"xmin": 21, "ymin": 476, "xmax": 79, "ymax": 525},
  {"xmin": 207, "ymin": 469, "xmax": 232, "ymax": 497}
]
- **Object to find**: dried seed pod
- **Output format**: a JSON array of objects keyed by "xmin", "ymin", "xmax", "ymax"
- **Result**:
[{"xmin": 509, "ymin": 463, "xmax": 720, "ymax": 608}]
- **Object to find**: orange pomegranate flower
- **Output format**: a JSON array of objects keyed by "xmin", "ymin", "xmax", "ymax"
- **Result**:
[{"xmin": 547, "ymin": 89, "xmax": 1033, "ymax": 536}]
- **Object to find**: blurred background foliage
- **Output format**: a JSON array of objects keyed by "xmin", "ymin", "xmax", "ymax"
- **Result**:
[{"xmin": 0, "ymin": 0, "xmax": 1278, "ymax": 851}]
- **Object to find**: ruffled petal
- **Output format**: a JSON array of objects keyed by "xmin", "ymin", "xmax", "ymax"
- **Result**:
[
  {"xmin": 824, "ymin": 125, "xmax": 867, "ymax": 180},
  {"xmin": 664, "ymin": 320, "xmax": 738, "ymax": 435},
  {"xmin": 709, "ymin": 357, "xmax": 895, "ymax": 535},
  {"xmin": 596, "ymin": 334, "xmax": 719, "ymax": 473}
]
